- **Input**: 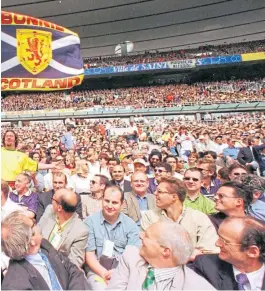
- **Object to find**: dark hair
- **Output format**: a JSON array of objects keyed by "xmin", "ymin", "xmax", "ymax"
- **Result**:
[
  {"xmin": 228, "ymin": 163, "xmax": 248, "ymax": 175},
  {"xmin": 215, "ymin": 135, "xmax": 223, "ymax": 140},
  {"xmin": 155, "ymin": 162, "xmax": 172, "ymax": 173},
  {"xmin": 3, "ymin": 130, "xmax": 18, "ymax": 148},
  {"xmin": 1, "ymin": 180, "xmax": 10, "ymax": 198},
  {"xmin": 240, "ymin": 217, "xmax": 265, "ymax": 263},
  {"xmin": 98, "ymin": 152, "xmax": 110, "ymax": 162},
  {"xmin": 184, "ymin": 167, "xmax": 203, "ymax": 179},
  {"xmin": 149, "ymin": 151, "xmax": 162, "ymax": 162},
  {"xmin": 60, "ymin": 194, "xmax": 78, "ymax": 213},
  {"xmin": 95, "ymin": 174, "xmax": 110, "ymax": 187},
  {"xmin": 164, "ymin": 155, "xmax": 178, "ymax": 163},
  {"xmin": 109, "ymin": 157, "xmax": 120, "ymax": 165},
  {"xmin": 218, "ymin": 167, "xmax": 230, "ymax": 181},
  {"xmin": 204, "ymin": 151, "xmax": 217, "ymax": 160},
  {"xmin": 221, "ymin": 181, "xmax": 253, "ymax": 209},
  {"xmin": 159, "ymin": 177, "xmax": 187, "ymax": 203},
  {"xmin": 103, "ymin": 185, "xmax": 124, "ymax": 203}
]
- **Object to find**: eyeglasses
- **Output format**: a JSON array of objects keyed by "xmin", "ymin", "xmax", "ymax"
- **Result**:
[
  {"xmin": 233, "ymin": 172, "xmax": 247, "ymax": 176},
  {"xmin": 198, "ymin": 167, "xmax": 209, "ymax": 172},
  {"xmin": 51, "ymin": 197, "xmax": 61, "ymax": 205},
  {"xmin": 155, "ymin": 169, "xmax": 168, "ymax": 173},
  {"xmin": 218, "ymin": 235, "xmax": 241, "ymax": 246},
  {"xmin": 151, "ymin": 158, "xmax": 160, "ymax": 161},
  {"xmin": 214, "ymin": 193, "xmax": 239, "ymax": 200},
  {"xmin": 184, "ymin": 177, "xmax": 199, "ymax": 182},
  {"xmin": 155, "ymin": 189, "xmax": 173, "ymax": 195}
]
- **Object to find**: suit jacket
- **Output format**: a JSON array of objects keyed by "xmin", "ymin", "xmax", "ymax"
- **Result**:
[
  {"xmin": 237, "ymin": 146, "xmax": 256, "ymax": 165},
  {"xmin": 38, "ymin": 205, "xmax": 88, "ymax": 267},
  {"xmin": 107, "ymin": 246, "xmax": 216, "ymax": 290},
  {"xmin": 123, "ymin": 191, "xmax": 156, "ymax": 222},
  {"xmin": 36, "ymin": 190, "xmax": 83, "ymax": 222},
  {"xmin": 147, "ymin": 178, "xmax": 157, "ymax": 194},
  {"xmin": 110, "ymin": 179, "xmax": 132, "ymax": 193},
  {"xmin": 194, "ymin": 254, "xmax": 265, "ymax": 290},
  {"xmin": 2, "ymin": 238, "xmax": 89, "ymax": 290}
]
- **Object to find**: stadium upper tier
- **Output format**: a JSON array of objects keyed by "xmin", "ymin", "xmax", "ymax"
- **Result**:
[
  {"xmin": 83, "ymin": 40, "xmax": 265, "ymax": 68},
  {"xmin": 2, "ymin": 80, "xmax": 265, "ymax": 113}
]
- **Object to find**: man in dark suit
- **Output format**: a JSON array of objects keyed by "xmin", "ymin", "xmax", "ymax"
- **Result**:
[
  {"xmin": 237, "ymin": 138, "xmax": 265, "ymax": 173},
  {"xmin": 194, "ymin": 216, "xmax": 265, "ymax": 290},
  {"xmin": 36, "ymin": 172, "xmax": 82, "ymax": 222},
  {"xmin": 110, "ymin": 165, "xmax": 132, "ymax": 193},
  {"xmin": 1, "ymin": 211, "xmax": 89, "ymax": 290}
]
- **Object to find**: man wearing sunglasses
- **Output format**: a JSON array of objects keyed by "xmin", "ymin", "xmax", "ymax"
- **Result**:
[
  {"xmin": 183, "ymin": 168, "xmax": 217, "ymax": 215},
  {"xmin": 148, "ymin": 162, "xmax": 172, "ymax": 194},
  {"xmin": 209, "ymin": 181, "xmax": 253, "ymax": 231},
  {"xmin": 81, "ymin": 174, "xmax": 109, "ymax": 218},
  {"xmin": 194, "ymin": 217, "xmax": 265, "ymax": 290},
  {"xmin": 2, "ymin": 211, "xmax": 89, "ymax": 290},
  {"xmin": 228, "ymin": 163, "xmax": 249, "ymax": 182}
]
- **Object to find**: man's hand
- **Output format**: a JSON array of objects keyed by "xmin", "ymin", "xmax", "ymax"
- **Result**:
[
  {"xmin": 189, "ymin": 248, "xmax": 203, "ymax": 262},
  {"xmin": 51, "ymin": 160, "xmax": 64, "ymax": 171},
  {"xmin": 103, "ymin": 269, "xmax": 113, "ymax": 283}
]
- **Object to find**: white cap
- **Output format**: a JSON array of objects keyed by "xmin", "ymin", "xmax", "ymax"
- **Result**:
[{"xmin": 133, "ymin": 158, "xmax": 148, "ymax": 167}]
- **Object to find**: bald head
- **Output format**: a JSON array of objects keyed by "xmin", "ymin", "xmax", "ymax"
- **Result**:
[{"xmin": 54, "ymin": 189, "xmax": 78, "ymax": 213}]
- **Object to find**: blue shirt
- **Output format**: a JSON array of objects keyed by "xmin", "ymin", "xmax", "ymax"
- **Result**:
[
  {"xmin": 61, "ymin": 132, "xmax": 74, "ymax": 150},
  {"xmin": 85, "ymin": 211, "xmax": 140, "ymax": 259},
  {"xmin": 223, "ymin": 147, "xmax": 239, "ymax": 160},
  {"xmin": 136, "ymin": 195, "xmax": 148, "ymax": 227},
  {"xmin": 249, "ymin": 200, "xmax": 265, "ymax": 221}
]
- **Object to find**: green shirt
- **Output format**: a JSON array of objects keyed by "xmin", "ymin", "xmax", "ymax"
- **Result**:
[{"xmin": 184, "ymin": 193, "xmax": 217, "ymax": 215}]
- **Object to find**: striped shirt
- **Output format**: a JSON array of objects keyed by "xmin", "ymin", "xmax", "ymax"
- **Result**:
[{"xmin": 152, "ymin": 266, "xmax": 180, "ymax": 290}]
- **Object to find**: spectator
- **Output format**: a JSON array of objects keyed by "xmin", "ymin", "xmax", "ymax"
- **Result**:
[
  {"xmin": 183, "ymin": 168, "xmax": 216, "ymax": 215},
  {"xmin": 71, "ymin": 160, "xmax": 93, "ymax": 194},
  {"xmin": 110, "ymin": 165, "xmax": 132, "ymax": 192},
  {"xmin": 123, "ymin": 172, "xmax": 156, "ymax": 225},
  {"xmin": 1, "ymin": 211, "xmax": 89, "ymax": 290},
  {"xmin": 148, "ymin": 162, "xmax": 172, "ymax": 194},
  {"xmin": 84, "ymin": 185, "xmax": 140, "ymax": 289},
  {"xmin": 9, "ymin": 173, "xmax": 38, "ymax": 219},
  {"xmin": 228, "ymin": 163, "xmax": 248, "ymax": 182},
  {"xmin": 194, "ymin": 217, "xmax": 265, "ymax": 290},
  {"xmin": 141, "ymin": 177, "xmax": 219, "ymax": 259},
  {"xmin": 209, "ymin": 181, "xmax": 253, "ymax": 231},
  {"xmin": 61, "ymin": 124, "xmax": 75, "ymax": 151},
  {"xmin": 38, "ymin": 189, "xmax": 88, "ymax": 267},
  {"xmin": 108, "ymin": 221, "xmax": 215, "ymax": 290}
]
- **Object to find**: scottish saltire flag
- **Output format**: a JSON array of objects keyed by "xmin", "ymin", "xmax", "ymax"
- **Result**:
[{"xmin": 1, "ymin": 11, "xmax": 84, "ymax": 91}]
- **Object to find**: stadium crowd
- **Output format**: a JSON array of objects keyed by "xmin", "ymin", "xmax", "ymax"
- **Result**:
[
  {"xmin": 1, "ymin": 113, "xmax": 265, "ymax": 289},
  {"xmin": 2, "ymin": 79, "xmax": 265, "ymax": 112},
  {"xmin": 83, "ymin": 39, "xmax": 265, "ymax": 68}
]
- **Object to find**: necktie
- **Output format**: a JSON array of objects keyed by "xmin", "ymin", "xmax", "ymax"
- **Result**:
[
  {"xmin": 142, "ymin": 268, "xmax": 155, "ymax": 290},
  {"xmin": 236, "ymin": 273, "xmax": 249, "ymax": 290},
  {"xmin": 39, "ymin": 252, "xmax": 63, "ymax": 291}
]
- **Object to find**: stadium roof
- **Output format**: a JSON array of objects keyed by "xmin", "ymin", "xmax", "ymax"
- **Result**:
[{"xmin": 2, "ymin": 0, "xmax": 265, "ymax": 57}]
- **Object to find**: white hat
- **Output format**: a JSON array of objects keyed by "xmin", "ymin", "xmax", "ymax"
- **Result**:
[{"xmin": 133, "ymin": 158, "xmax": 148, "ymax": 167}]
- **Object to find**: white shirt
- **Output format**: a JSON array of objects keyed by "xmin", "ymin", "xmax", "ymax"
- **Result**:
[
  {"xmin": 44, "ymin": 172, "xmax": 74, "ymax": 191},
  {"xmin": 71, "ymin": 173, "xmax": 93, "ymax": 194},
  {"xmin": 88, "ymin": 161, "xmax": 100, "ymax": 176},
  {"xmin": 233, "ymin": 264, "xmax": 265, "ymax": 291},
  {"xmin": 1, "ymin": 198, "xmax": 25, "ymax": 221}
]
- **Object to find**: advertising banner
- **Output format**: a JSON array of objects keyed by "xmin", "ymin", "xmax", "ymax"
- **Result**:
[
  {"xmin": 1, "ymin": 11, "xmax": 84, "ymax": 91},
  {"xmin": 196, "ymin": 54, "xmax": 242, "ymax": 66},
  {"xmin": 241, "ymin": 52, "xmax": 265, "ymax": 62},
  {"xmin": 85, "ymin": 62, "xmax": 169, "ymax": 75},
  {"xmin": 168, "ymin": 59, "xmax": 196, "ymax": 69}
]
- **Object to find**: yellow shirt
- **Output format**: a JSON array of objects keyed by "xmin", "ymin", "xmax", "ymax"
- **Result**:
[
  {"xmin": 1, "ymin": 147, "xmax": 38, "ymax": 182},
  {"xmin": 49, "ymin": 217, "xmax": 72, "ymax": 249}
]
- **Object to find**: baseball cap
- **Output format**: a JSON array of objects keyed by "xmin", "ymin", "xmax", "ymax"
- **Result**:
[{"xmin": 133, "ymin": 158, "xmax": 148, "ymax": 167}]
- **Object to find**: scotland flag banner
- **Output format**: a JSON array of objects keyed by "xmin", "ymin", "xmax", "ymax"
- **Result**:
[{"xmin": 1, "ymin": 11, "xmax": 84, "ymax": 91}]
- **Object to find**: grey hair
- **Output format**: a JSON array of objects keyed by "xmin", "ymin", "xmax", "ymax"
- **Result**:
[
  {"xmin": 1, "ymin": 211, "xmax": 32, "ymax": 260},
  {"xmin": 157, "ymin": 220, "xmax": 193, "ymax": 264}
]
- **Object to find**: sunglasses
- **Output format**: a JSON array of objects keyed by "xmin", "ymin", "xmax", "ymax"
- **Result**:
[
  {"xmin": 155, "ymin": 169, "xmax": 167, "ymax": 173},
  {"xmin": 90, "ymin": 180, "xmax": 97, "ymax": 184},
  {"xmin": 183, "ymin": 177, "xmax": 199, "ymax": 182},
  {"xmin": 233, "ymin": 172, "xmax": 247, "ymax": 176}
]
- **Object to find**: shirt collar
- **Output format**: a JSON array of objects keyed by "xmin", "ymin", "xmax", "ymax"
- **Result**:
[
  {"xmin": 12, "ymin": 189, "xmax": 32, "ymax": 197},
  {"xmin": 161, "ymin": 207, "xmax": 187, "ymax": 224},
  {"xmin": 154, "ymin": 266, "xmax": 181, "ymax": 283},
  {"xmin": 55, "ymin": 215, "xmax": 73, "ymax": 232},
  {"xmin": 100, "ymin": 211, "xmax": 122, "ymax": 226},
  {"xmin": 233, "ymin": 264, "xmax": 265, "ymax": 290}
]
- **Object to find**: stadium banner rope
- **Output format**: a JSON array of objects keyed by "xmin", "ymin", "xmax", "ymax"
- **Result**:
[
  {"xmin": 1, "ymin": 11, "xmax": 84, "ymax": 91},
  {"xmin": 241, "ymin": 52, "xmax": 265, "ymax": 62}
]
